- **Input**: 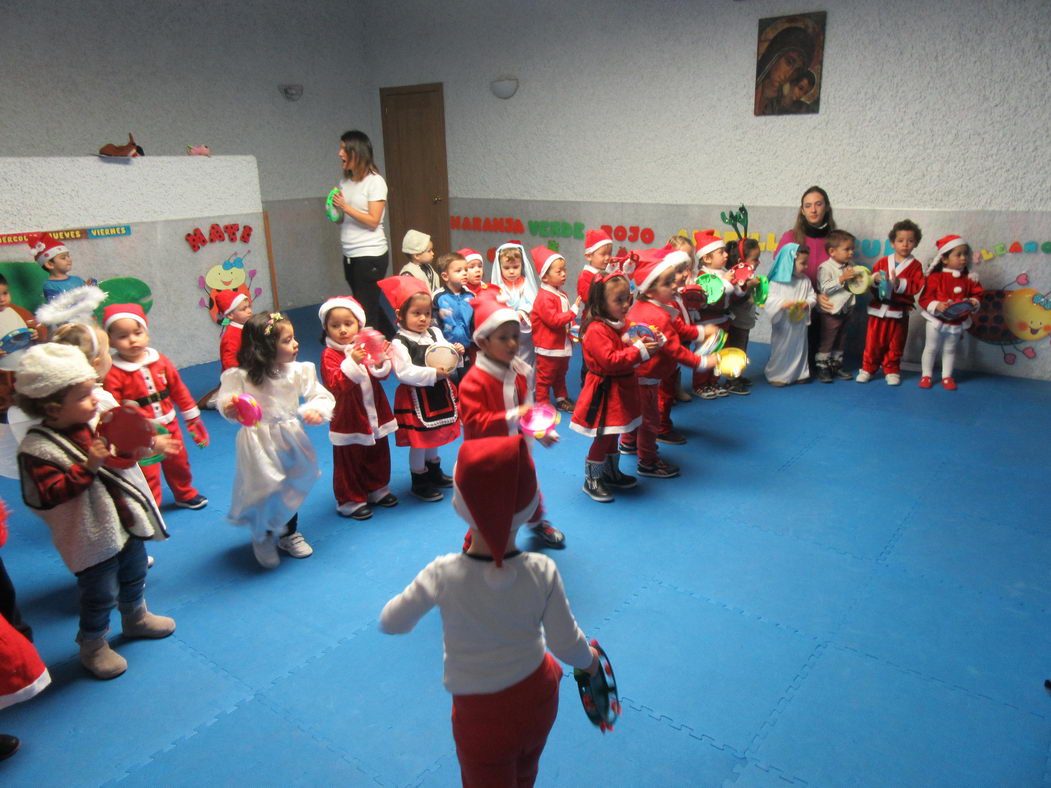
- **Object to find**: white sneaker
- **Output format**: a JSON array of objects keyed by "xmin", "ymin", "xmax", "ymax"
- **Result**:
[
  {"xmin": 278, "ymin": 532, "xmax": 313, "ymax": 558},
  {"xmin": 855, "ymin": 370, "xmax": 872, "ymax": 383},
  {"xmin": 252, "ymin": 537, "xmax": 280, "ymax": 569},
  {"xmin": 885, "ymin": 373, "xmax": 901, "ymax": 386}
]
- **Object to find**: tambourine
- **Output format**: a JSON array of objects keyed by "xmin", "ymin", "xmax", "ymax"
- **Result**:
[
  {"xmin": 752, "ymin": 276, "xmax": 770, "ymax": 307},
  {"xmin": 520, "ymin": 402, "xmax": 560, "ymax": 439},
  {"xmin": 695, "ymin": 273, "xmax": 726, "ymax": 305},
  {"xmin": 626, "ymin": 323, "xmax": 658, "ymax": 341},
  {"xmin": 941, "ymin": 300, "xmax": 976, "ymax": 321},
  {"xmin": 877, "ymin": 275, "xmax": 893, "ymax": 301},
  {"xmin": 728, "ymin": 262, "xmax": 755, "ymax": 287},
  {"xmin": 846, "ymin": 265, "xmax": 873, "ymax": 295},
  {"xmin": 575, "ymin": 639, "xmax": 620, "ymax": 733},
  {"xmin": 231, "ymin": 393, "xmax": 263, "ymax": 426},
  {"xmin": 96, "ymin": 403, "xmax": 155, "ymax": 458},
  {"xmin": 786, "ymin": 301, "xmax": 808, "ymax": 323},
  {"xmin": 0, "ymin": 328, "xmax": 33, "ymax": 354},
  {"xmin": 569, "ymin": 322, "xmax": 581, "ymax": 343},
  {"xmin": 699, "ymin": 327, "xmax": 727, "ymax": 355},
  {"xmin": 679, "ymin": 284, "xmax": 708, "ymax": 311},
  {"xmin": 424, "ymin": 343, "xmax": 460, "ymax": 375},
  {"xmin": 324, "ymin": 187, "xmax": 342, "ymax": 222},
  {"xmin": 352, "ymin": 328, "xmax": 389, "ymax": 365},
  {"xmin": 716, "ymin": 347, "xmax": 748, "ymax": 378}
]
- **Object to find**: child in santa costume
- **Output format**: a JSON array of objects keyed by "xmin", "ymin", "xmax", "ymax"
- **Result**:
[
  {"xmin": 576, "ymin": 229, "xmax": 614, "ymax": 389},
  {"xmin": 857, "ymin": 219, "xmax": 926, "ymax": 385},
  {"xmin": 621, "ymin": 248, "xmax": 719, "ymax": 478},
  {"xmin": 318, "ymin": 296, "xmax": 398, "ymax": 520},
  {"xmin": 691, "ymin": 231, "xmax": 742, "ymax": 399},
  {"xmin": 379, "ymin": 276, "xmax": 461, "ymax": 503},
  {"xmin": 764, "ymin": 244, "xmax": 817, "ymax": 386},
  {"xmin": 918, "ymin": 235, "xmax": 983, "ymax": 390},
  {"xmin": 529, "ymin": 246, "xmax": 582, "ymax": 411},
  {"xmin": 458, "ymin": 290, "xmax": 565, "ymax": 548},
  {"xmin": 103, "ymin": 304, "xmax": 210, "ymax": 509},
  {"xmin": 571, "ymin": 270, "xmax": 659, "ymax": 502},
  {"xmin": 217, "ymin": 312, "xmax": 334, "ymax": 568},
  {"xmin": 0, "ymin": 499, "xmax": 50, "ymax": 761},
  {"xmin": 216, "ymin": 290, "xmax": 254, "ymax": 371},
  {"xmin": 15, "ymin": 344, "xmax": 173, "ymax": 680},
  {"xmin": 380, "ymin": 435, "xmax": 599, "ymax": 788},
  {"xmin": 656, "ymin": 243, "xmax": 702, "ymax": 443},
  {"xmin": 26, "ymin": 232, "xmax": 96, "ymax": 303}
]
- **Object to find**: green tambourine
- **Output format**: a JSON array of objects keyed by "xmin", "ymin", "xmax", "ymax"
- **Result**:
[
  {"xmin": 325, "ymin": 187, "xmax": 342, "ymax": 223},
  {"xmin": 695, "ymin": 273, "xmax": 726, "ymax": 305},
  {"xmin": 752, "ymin": 276, "xmax": 770, "ymax": 307},
  {"xmin": 138, "ymin": 424, "xmax": 170, "ymax": 467},
  {"xmin": 699, "ymin": 328, "xmax": 727, "ymax": 355}
]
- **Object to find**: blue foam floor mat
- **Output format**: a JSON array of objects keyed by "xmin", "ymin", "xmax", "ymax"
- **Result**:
[{"xmin": 1, "ymin": 303, "xmax": 1049, "ymax": 786}]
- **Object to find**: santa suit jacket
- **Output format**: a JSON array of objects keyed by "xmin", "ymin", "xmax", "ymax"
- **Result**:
[
  {"xmin": 104, "ymin": 348, "xmax": 199, "ymax": 426},
  {"xmin": 320, "ymin": 342, "xmax": 397, "ymax": 446},
  {"xmin": 867, "ymin": 256, "xmax": 925, "ymax": 319},
  {"xmin": 628, "ymin": 298, "xmax": 706, "ymax": 385},
  {"xmin": 530, "ymin": 285, "xmax": 578, "ymax": 357},
  {"xmin": 219, "ymin": 322, "xmax": 244, "ymax": 370},
  {"xmin": 919, "ymin": 270, "xmax": 984, "ymax": 330},
  {"xmin": 458, "ymin": 352, "xmax": 532, "ymax": 439}
]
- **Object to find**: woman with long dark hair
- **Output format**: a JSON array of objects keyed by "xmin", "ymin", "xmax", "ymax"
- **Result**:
[{"xmin": 332, "ymin": 130, "xmax": 396, "ymax": 337}]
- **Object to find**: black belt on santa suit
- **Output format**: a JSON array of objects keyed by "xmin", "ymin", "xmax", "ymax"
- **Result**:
[
  {"xmin": 584, "ymin": 371, "xmax": 632, "ymax": 436},
  {"xmin": 134, "ymin": 390, "xmax": 170, "ymax": 407}
]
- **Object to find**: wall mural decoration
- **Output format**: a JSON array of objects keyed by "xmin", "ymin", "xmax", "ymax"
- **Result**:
[{"xmin": 754, "ymin": 11, "xmax": 826, "ymax": 117}]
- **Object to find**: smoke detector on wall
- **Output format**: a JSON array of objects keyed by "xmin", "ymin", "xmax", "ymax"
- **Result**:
[{"xmin": 279, "ymin": 84, "xmax": 304, "ymax": 102}]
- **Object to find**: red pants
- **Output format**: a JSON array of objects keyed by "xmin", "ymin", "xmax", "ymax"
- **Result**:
[
  {"xmin": 141, "ymin": 420, "xmax": 198, "ymax": 505},
  {"xmin": 333, "ymin": 438, "xmax": 391, "ymax": 507},
  {"xmin": 587, "ymin": 433, "xmax": 619, "ymax": 462},
  {"xmin": 862, "ymin": 315, "xmax": 908, "ymax": 374},
  {"xmin": 534, "ymin": 355, "xmax": 570, "ymax": 405},
  {"xmin": 636, "ymin": 383, "xmax": 660, "ymax": 464},
  {"xmin": 452, "ymin": 653, "xmax": 562, "ymax": 788},
  {"xmin": 658, "ymin": 373, "xmax": 676, "ymax": 433}
]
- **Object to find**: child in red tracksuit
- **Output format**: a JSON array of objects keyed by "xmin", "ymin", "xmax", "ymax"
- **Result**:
[
  {"xmin": 857, "ymin": 219, "xmax": 925, "ymax": 386},
  {"xmin": 620, "ymin": 248, "xmax": 719, "ymax": 479},
  {"xmin": 103, "ymin": 304, "xmax": 209, "ymax": 509},
  {"xmin": 318, "ymin": 296, "xmax": 398, "ymax": 520},
  {"xmin": 458, "ymin": 291, "xmax": 565, "ymax": 549},
  {"xmin": 380, "ymin": 435, "xmax": 599, "ymax": 788},
  {"xmin": 529, "ymin": 247, "xmax": 581, "ymax": 411}
]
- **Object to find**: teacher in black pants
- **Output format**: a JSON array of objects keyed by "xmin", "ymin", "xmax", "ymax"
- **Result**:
[{"xmin": 333, "ymin": 130, "xmax": 396, "ymax": 337}]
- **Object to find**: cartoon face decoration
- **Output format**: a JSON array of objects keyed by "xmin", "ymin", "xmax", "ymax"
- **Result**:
[
  {"xmin": 1004, "ymin": 288, "xmax": 1051, "ymax": 342},
  {"xmin": 204, "ymin": 252, "xmax": 250, "ymax": 291}
]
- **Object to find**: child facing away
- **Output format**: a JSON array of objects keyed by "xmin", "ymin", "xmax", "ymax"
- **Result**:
[
  {"xmin": 432, "ymin": 252, "xmax": 473, "ymax": 380},
  {"xmin": 529, "ymin": 247, "xmax": 582, "ymax": 411},
  {"xmin": 103, "ymin": 304, "xmax": 210, "ymax": 509},
  {"xmin": 622, "ymin": 247, "xmax": 718, "ymax": 478},
  {"xmin": 724, "ymin": 237, "xmax": 763, "ymax": 394},
  {"xmin": 491, "ymin": 241, "xmax": 540, "ymax": 386},
  {"xmin": 815, "ymin": 230, "xmax": 859, "ymax": 383},
  {"xmin": 380, "ymin": 435, "xmax": 599, "ymax": 787},
  {"xmin": 458, "ymin": 290, "xmax": 565, "ymax": 548},
  {"xmin": 318, "ymin": 296, "xmax": 398, "ymax": 520},
  {"xmin": 217, "ymin": 312, "xmax": 334, "ymax": 568},
  {"xmin": 378, "ymin": 276, "xmax": 461, "ymax": 503},
  {"xmin": 764, "ymin": 244, "xmax": 817, "ymax": 386},
  {"xmin": 571, "ymin": 270, "xmax": 659, "ymax": 502},
  {"xmin": 857, "ymin": 219, "xmax": 926, "ymax": 386},
  {"xmin": 26, "ymin": 233, "xmax": 97, "ymax": 302},
  {"xmin": 15, "ymin": 344, "xmax": 173, "ymax": 679},
  {"xmin": 917, "ymin": 235, "xmax": 983, "ymax": 390},
  {"xmin": 400, "ymin": 229, "xmax": 440, "ymax": 292},
  {"xmin": 459, "ymin": 248, "xmax": 494, "ymax": 298}
]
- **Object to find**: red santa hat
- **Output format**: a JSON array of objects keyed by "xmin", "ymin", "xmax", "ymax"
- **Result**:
[
  {"xmin": 214, "ymin": 290, "xmax": 250, "ymax": 318},
  {"xmin": 102, "ymin": 303, "xmax": 148, "ymax": 332},
  {"xmin": 377, "ymin": 276, "xmax": 429, "ymax": 312},
  {"xmin": 584, "ymin": 229, "xmax": 613, "ymax": 255},
  {"xmin": 26, "ymin": 232, "xmax": 69, "ymax": 267},
  {"xmin": 471, "ymin": 289, "xmax": 520, "ymax": 342},
  {"xmin": 452, "ymin": 435, "xmax": 540, "ymax": 588},
  {"xmin": 457, "ymin": 247, "xmax": 484, "ymax": 264},
  {"xmin": 934, "ymin": 235, "xmax": 967, "ymax": 259},
  {"xmin": 632, "ymin": 246, "xmax": 683, "ymax": 293},
  {"xmin": 317, "ymin": 295, "xmax": 366, "ymax": 328},
  {"xmin": 531, "ymin": 246, "xmax": 565, "ymax": 280},
  {"xmin": 694, "ymin": 230, "xmax": 725, "ymax": 259}
]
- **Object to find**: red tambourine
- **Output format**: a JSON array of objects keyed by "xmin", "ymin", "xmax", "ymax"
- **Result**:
[
  {"xmin": 574, "ymin": 639, "xmax": 620, "ymax": 733},
  {"xmin": 352, "ymin": 328, "xmax": 389, "ymax": 366},
  {"xmin": 729, "ymin": 262, "xmax": 755, "ymax": 287},
  {"xmin": 96, "ymin": 404, "xmax": 155, "ymax": 458}
]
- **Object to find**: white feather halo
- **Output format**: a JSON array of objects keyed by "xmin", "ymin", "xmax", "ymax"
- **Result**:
[{"xmin": 34, "ymin": 285, "xmax": 107, "ymax": 328}]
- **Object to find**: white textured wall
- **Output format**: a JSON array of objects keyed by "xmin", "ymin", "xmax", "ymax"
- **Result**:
[
  {"xmin": 1, "ymin": 0, "xmax": 373, "ymax": 202},
  {"xmin": 362, "ymin": 0, "xmax": 1051, "ymax": 212}
]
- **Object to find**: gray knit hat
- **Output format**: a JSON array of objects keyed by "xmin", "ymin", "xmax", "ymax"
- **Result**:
[{"xmin": 14, "ymin": 343, "xmax": 97, "ymax": 398}]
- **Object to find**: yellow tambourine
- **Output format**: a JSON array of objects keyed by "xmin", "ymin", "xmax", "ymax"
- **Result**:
[
  {"xmin": 846, "ymin": 265, "xmax": 873, "ymax": 295},
  {"xmin": 787, "ymin": 302, "xmax": 808, "ymax": 322},
  {"xmin": 716, "ymin": 347, "xmax": 748, "ymax": 378}
]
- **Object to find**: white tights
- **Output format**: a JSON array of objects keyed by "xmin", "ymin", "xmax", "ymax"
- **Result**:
[
  {"xmin": 921, "ymin": 322, "xmax": 961, "ymax": 379},
  {"xmin": 409, "ymin": 447, "xmax": 440, "ymax": 474}
]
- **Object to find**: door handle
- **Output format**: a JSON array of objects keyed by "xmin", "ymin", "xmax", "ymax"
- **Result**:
[{"xmin": 432, "ymin": 196, "xmax": 443, "ymax": 204}]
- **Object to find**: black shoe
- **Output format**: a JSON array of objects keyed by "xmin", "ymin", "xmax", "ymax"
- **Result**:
[
  {"xmin": 583, "ymin": 462, "xmax": 614, "ymax": 502},
  {"xmin": 410, "ymin": 472, "xmax": 443, "ymax": 502},
  {"xmin": 618, "ymin": 439, "xmax": 637, "ymax": 455},
  {"xmin": 174, "ymin": 494, "xmax": 208, "ymax": 510},
  {"xmin": 0, "ymin": 734, "xmax": 20, "ymax": 762},
  {"xmin": 816, "ymin": 363, "xmax": 833, "ymax": 383},
  {"xmin": 425, "ymin": 460, "xmax": 453, "ymax": 488},
  {"xmin": 637, "ymin": 459, "xmax": 680, "ymax": 478},
  {"xmin": 656, "ymin": 430, "xmax": 686, "ymax": 445},
  {"xmin": 726, "ymin": 379, "xmax": 751, "ymax": 395},
  {"xmin": 832, "ymin": 364, "xmax": 853, "ymax": 380},
  {"xmin": 555, "ymin": 398, "xmax": 575, "ymax": 413},
  {"xmin": 531, "ymin": 521, "xmax": 566, "ymax": 548},
  {"xmin": 372, "ymin": 493, "xmax": 399, "ymax": 508},
  {"xmin": 350, "ymin": 506, "xmax": 373, "ymax": 520}
]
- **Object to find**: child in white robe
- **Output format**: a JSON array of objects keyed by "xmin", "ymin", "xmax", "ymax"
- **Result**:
[{"xmin": 764, "ymin": 244, "xmax": 817, "ymax": 386}]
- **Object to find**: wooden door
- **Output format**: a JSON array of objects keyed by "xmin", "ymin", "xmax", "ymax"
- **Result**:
[{"xmin": 379, "ymin": 83, "xmax": 450, "ymax": 272}]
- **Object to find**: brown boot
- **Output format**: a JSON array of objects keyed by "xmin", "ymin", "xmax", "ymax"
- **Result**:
[
  {"xmin": 79, "ymin": 637, "xmax": 127, "ymax": 679},
  {"xmin": 121, "ymin": 604, "xmax": 176, "ymax": 639}
]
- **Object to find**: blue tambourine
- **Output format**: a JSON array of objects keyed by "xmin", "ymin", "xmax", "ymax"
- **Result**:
[
  {"xmin": 877, "ymin": 275, "xmax": 893, "ymax": 301},
  {"xmin": 941, "ymin": 301, "xmax": 976, "ymax": 321},
  {"xmin": 0, "ymin": 328, "xmax": 33, "ymax": 354},
  {"xmin": 626, "ymin": 323, "xmax": 657, "ymax": 341}
]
